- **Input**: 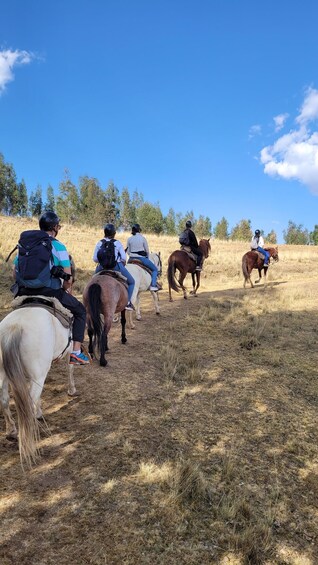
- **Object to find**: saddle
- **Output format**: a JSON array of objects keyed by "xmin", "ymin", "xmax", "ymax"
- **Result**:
[
  {"xmin": 251, "ymin": 250, "xmax": 270, "ymax": 263},
  {"xmin": 94, "ymin": 269, "xmax": 128, "ymax": 289},
  {"xmin": 128, "ymin": 258, "xmax": 153, "ymax": 276},
  {"xmin": 180, "ymin": 245, "xmax": 197, "ymax": 262},
  {"xmin": 12, "ymin": 295, "xmax": 74, "ymax": 329}
]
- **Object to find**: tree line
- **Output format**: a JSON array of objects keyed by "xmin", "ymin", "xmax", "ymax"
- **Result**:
[{"xmin": 1, "ymin": 152, "xmax": 317, "ymax": 244}]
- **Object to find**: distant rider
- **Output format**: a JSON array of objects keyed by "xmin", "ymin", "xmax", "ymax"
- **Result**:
[
  {"xmin": 93, "ymin": 223, "xmax": 135, "ymax": 311},
  {"xmin": 184, "ymin": 220, "xmax": 203, "ymax": 271},
  {"xmin": 126, "ymin": 223, "xmax": 160, "ymax": 291},
  {"xmin": 250, "ymin": 229, "xmax": 270, "ymax": 267}
]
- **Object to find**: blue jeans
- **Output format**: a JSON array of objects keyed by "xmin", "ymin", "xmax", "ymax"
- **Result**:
[
  {"xmin": 95, "ymin": 263, "xmax": 135, "ymax": 301},
  {"xmin": 257, "ymin": 247, "xmax": 270, "ymax": 265},
  {"xmin": 130, "ymin": 256, "xmax": 158, "ymax": 286}
]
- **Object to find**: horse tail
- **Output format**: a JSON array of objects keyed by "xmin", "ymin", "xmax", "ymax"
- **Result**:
[
  {"xmin": 1, "ymin": 326, "xmax": 40, "ymax": 467},
  {"xmin": 167, "ymin": 258, "xmax": 179, "ymax": 293},
  {"xmin": 87, "ymin": 283, "xmax": 103, "ymax": 353},
  {"xmin": 242, "ymin": 253, "xmax": 251, "ymax": 287}
]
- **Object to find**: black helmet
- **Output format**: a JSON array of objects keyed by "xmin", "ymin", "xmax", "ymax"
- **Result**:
[
  {"xmin": 186, "ymin": 220, "xmax": 192, "ymax": 228},
  {"xmin": 131, "ymin": 223, "xmax": 141, "ymax": 233},
  {"xmin": 104, "ymin": 223, "xmax": 116, "ymax": 237},
  {"xmin": 255, "ymin": 229, "xmax": 261, "ymax": 236},
  {"xmin": 39, "ymin": 211, "xmax": 60, "ymax": 231}
]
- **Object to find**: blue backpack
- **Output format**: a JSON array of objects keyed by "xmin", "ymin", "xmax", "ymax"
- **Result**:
[{"xmin": 15, "ymin": 230, "xmax": 59, "ymax": 289}]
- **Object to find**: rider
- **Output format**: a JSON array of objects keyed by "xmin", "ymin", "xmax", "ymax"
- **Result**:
[
  {"xmin": 93, "ymin": 223, "xmax": 135, "ymax": 311},
  {"xmin": 250, "ymin": 229, "xmax": 270, "ymax": 267},
  {"xmin": 126, "ymin": 223, "xmax": 160, "ymax": 292},
  {"xmin": 13, "ymin": 211, "xmax": 89, "ymax": 365},
  {"xmin": 184, "ymin": 220, "xmax": 203, "ymax": 271}
]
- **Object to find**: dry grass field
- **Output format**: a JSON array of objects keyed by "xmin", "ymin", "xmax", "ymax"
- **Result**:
[{"xmin": 0, "ymin": 215, "xmax": 318, "ymax": 565}]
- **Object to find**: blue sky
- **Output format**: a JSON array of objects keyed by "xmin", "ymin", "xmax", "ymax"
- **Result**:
[{"xmin": 1, "ymin": 0, "xmax": 318, "ymax": 243}]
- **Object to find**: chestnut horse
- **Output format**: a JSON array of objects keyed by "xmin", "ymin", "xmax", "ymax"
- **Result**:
[
  {"xmin": 83, "ymin": 274, "xmax": 128, "ymax": 366},
  {"xmin": 167, "ymin": 239, "xmax": 211, "ymax": 301},
  {"xmin": 242, "ymin": 247, "xmax": 279, "ymax": 288}
]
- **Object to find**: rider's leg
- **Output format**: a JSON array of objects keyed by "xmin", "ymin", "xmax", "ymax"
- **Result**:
[
  {"xmin": 138, "ymin": 257, "xmax": 158, "ymax": 286},
  {"xmin": 114, "ymin": 263, "xmax": 135, "ymax": 301},
  {"xmin": 257, "ymin": 247, "xmax": 269, "ymax": 265}
]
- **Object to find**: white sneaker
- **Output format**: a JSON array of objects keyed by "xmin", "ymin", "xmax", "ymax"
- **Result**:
[{"xmin": 150, "ymin": 285, "xmax": 159, "ymax": 292}]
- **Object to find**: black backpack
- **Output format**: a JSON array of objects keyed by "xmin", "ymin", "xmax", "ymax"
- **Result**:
[
  {"xmin": 179, "ymin": 230, "xmax": 190, "ymax": 246},
  {"xmin": 97, "ymin": 238, "xmax": 117, "ymax": 269},
  {"xmin": 15, "ymin": 230, "xmax": 56, "ymax": 289}
]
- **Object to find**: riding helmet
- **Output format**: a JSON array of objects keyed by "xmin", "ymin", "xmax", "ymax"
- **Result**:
[
  {"xmin": 104, "ymin": 223, "xmax": 116, "ymax": 237},
  {"xmin": 132, "ymin": 223, "xmax": 141, "ymax": 233},
  {"xmin": 255, "ymin": 229, "xmax": 261, "ymax": 236},
  {"xmin": 186, "ymin": 220, "xmax": 192, "ymax": 228},
  {"xmin": 39, "ymin": 211, "xmax": 60, "ymax": 231}
]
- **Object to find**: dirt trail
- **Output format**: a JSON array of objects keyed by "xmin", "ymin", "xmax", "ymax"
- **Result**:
[{"xmin": 1, "ymin": 280, "xmax": 318, "ymax": 564}]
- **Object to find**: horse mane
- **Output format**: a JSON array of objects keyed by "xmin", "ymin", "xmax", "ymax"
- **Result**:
[{"xmin": 199, "ymin": 238, "xmax": 211, "ymax": 257}]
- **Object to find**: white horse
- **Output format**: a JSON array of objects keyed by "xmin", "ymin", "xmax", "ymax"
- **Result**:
[
  {"xmin": 0, "ymin": 301, "xmax": 76, "ymax": 467},
  {"xmin": 126, "ymin": 252, "xmax": 162, "ymax": 329}
]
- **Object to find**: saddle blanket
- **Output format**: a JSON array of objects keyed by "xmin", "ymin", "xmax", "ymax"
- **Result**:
[
  {"xmin": 128, "ymin": 259, "xmax": 153, "ymax": 276},
  {"xmin": 180, "ymin": 245, "xmax": 197, "ymax": 262},
  {"xmin": 12, "ymin": 295, "xmax": 74, "ymax": 329},
  {"xmin": 94, "ymin": 269, "xmax": 129, "ymax": 289}
]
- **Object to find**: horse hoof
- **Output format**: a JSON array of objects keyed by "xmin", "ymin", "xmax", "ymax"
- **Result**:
[
  {"xmin": 156, "ymin": 312, "xmax": 160, "ymax": 315},
  {"xmin": 100, "ymin": 359, "xmax": 107, "ymax": 367},
  {"xmin": 184, "ymin": 296, "xmax": 188, "ymax": 300},
  {"xmin": 122, "ymin": 338, "xmax": 127, "ymax": 344},
  {"xmin": 68, "ymin": 391, "xmax": 80, "ymax": 398}
]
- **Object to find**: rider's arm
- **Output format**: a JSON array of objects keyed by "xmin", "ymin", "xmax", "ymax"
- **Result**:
[
  {"xmin": 93, "ymin": 240, "xmax": 103, "ymax": 263},
  {"xmin": 115, "ymin": 241, "xmax": 127, "ymax": 265},
  {"xmin": 143, "ymin": 236, "xmax": 150, "ymax": 257}
]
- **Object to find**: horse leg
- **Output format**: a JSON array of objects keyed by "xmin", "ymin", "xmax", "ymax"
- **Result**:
[
  {"xmin": 29, "ymin": 369, "xmax": 48, "ymax": 420},
  {"xmin": 189, "ymin": 273, "xmax": 196, "ymax": 295},
  {"xmin": 0, "ymin": 372, "xmax": 18, "ymax": 440},
  {"xmin": 177, "ymin": 272, "xmax": 188, "ymax": 299},
  {"xmin": 135, "ymin": 294, "xmax": 141, "ymax": 321},
  {"xmin": 255, "ymin": 269, "xmax": 262, "ymax": 285},
  {"xmin": 121, "ymin": 310, "xmax": 127, "ymax": 344},
  {"xmin": 191, "ymin": 272, "xmax": 200, "ymax": 296},
  {"xmin": 99, "ymin": 326, "xmax": 108, "ymax": 367},
  {"xmin": 67, "ymin": 364, "xmax": 78, "ymax": 397},
  {"xmin": 151, "ymin": 290, "xmax": 160, "ymax": 315},
  {"xmin": 87, "ymin": 325, "xmax": 94, "ymax": 358}
]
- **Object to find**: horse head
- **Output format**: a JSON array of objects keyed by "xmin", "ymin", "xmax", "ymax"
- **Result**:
[
  {"xmin": 199, "ymin": 238, "xmax": 211, "ymax": 258},
  {"xmin": 267, "ymin": 247, "xmax": 279, "ymax": 262}
]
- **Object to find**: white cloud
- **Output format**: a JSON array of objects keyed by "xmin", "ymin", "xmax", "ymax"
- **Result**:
[
  {"xmin": 273, "ymin": 113, "xmax": 289, "ymax": 131},
  {"xmin": 249, "ymin": 124, "xmax": 261, "ymax": 139},
  {"xmin": 260, "ymin": 88, "xmax": 318, "ymax": 195},
  {"xmin": 0, "ymin": 49, "xmax": 34, "ymax": 94},
  {"xmin": 296, "ymin": 87, "xmax": 318, "ymax": 124}
]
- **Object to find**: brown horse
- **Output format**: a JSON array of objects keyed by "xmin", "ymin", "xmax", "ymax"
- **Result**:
[
  {"xmin": 167, "ymin": 239, "xmax": 211, "ymax": 301},
  {"xmin": 83, "ymin": 274, "xmax": 128, "ymax": 366},
  {"xmin": 242, "ymin": 247, "xmax": 279, "ymax": 288}
]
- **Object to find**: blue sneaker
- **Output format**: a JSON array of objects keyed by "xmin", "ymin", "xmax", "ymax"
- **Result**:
[{"xmin": 70, "ymin": 351, "xmax": 90, "ymax": 365}]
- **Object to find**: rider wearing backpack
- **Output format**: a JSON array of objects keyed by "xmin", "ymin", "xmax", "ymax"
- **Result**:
[
  {"xmin": 13, "ymin": 211, "xmax": 89, "ymax": 365},
  {"xmin": 181, "ymin": 220, "xmax": 203, "ymax": 271},
  {"xmin": 126, "ymin": 223, "xmax": 160, "ymax": 292},
  {"xmin": 93, "ymin": 223, "xmax": 135, "ymax": 311}
]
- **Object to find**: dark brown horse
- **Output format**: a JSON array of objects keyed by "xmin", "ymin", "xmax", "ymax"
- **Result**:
[
  {"xmin": 242, "ymin": 247, "xmax": 279, "ymax": 288},
  {"xmin": 167, "ymin": 239, "xmax": 211, "ymax": 301},
  {"xmin": 83, "ymin": 274, "xmax": 128, "ymax": 366}
]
